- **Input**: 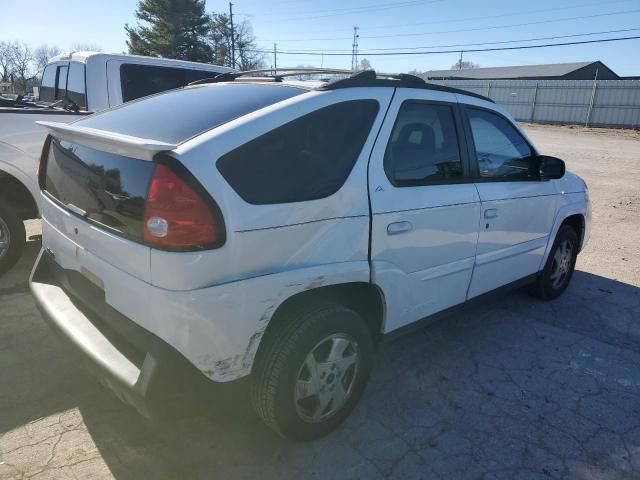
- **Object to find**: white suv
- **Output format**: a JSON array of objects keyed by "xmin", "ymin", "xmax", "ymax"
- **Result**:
[{"xmin": 30, "ymin": 70, "xmax": 590, "ymax": 440}]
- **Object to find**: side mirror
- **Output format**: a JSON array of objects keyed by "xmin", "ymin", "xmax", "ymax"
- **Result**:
[{"xmin": 538, "ymin": 155, "xmax": 565, "ymax": 180}]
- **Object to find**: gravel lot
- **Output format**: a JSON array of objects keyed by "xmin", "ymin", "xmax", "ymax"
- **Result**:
[{"xmin": 1, "ymin": 124, "xmax": 639, "ymax": 480}]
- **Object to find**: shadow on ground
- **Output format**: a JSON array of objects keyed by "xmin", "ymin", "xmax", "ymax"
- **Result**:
[{"xmin": 2, "ymin": 239, "xmax": 639, "ymax": 479}]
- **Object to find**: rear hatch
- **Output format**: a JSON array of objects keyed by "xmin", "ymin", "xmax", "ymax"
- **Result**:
[{"xmin": 37, "ymin": 82, "xmax": 305, "ymax": 283}]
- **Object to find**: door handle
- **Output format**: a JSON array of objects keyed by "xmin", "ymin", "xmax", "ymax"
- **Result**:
[
  {"xmin": 387, "ymin": 221, "xmax": 413, "ymax": 235},
  {"xmin": 484, "ymin": 208, "xmax": 498, "ymax": 219}
]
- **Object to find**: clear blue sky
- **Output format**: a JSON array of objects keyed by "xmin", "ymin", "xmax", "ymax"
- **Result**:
[{"xmin": 2, "ymin": 0, "xmax": 639, "ymax": 75}]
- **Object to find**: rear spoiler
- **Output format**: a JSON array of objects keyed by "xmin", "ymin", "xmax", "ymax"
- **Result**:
[{"xmin": 36, "ymin": 121, "xmax": 178, "ymax": 161}]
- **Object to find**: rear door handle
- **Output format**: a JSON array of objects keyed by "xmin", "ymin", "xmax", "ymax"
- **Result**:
[
  {"xmin": 484, "ymin": 208, "xmax": 498, "ymax": 219},
  {"xmin": 387, "ymin": 221, "xmax": 413, "ymax": 235}
]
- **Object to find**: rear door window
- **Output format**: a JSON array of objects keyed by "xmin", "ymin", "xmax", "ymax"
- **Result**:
[
  {"xmin": 120, "ymin": 64, "xmax": 223, "ymax": 102},
  {"xmin": 384, "ymin": 102, "xmax": 463, "ymax": 185},
  {"xmin": 217, "ymin": 100, "xmax": 380, "ymax": 204}
]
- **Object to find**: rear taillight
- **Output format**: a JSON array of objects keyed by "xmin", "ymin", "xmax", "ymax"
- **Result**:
[
  {"xmin": 38, "ymin": 135, "xmax": 53, "ymax": 189},
  {"xmin": 144, "ymin": 161, "xmax": 225, "ymax": 250}
]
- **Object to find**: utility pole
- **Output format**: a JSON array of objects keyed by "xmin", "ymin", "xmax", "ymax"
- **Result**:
[
  {"xmin": 229, "ymin": 2, "xmax": 236, "ymax": 69},
  {"xmin": 458, "ymin": 50, "xmax": 463, "ymax": 69},
  {"xmin": 273, "ymin": 43, "xmax": 277, "ymax": 73},
  {"xmin": 351, "ymin": 26, "xmax": 359, "ymax": 71}
]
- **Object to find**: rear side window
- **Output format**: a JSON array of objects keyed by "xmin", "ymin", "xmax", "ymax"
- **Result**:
[
  {"xmin": 217, "ymin": 100, "xmax": 379, "ymax": 205},
  {"xmin": 384, "ymin": 102, "xmax": 463, "ymax": 185},
  {"xmin": 66, "ymin": 62, "xmax": 87, "ymax": 109},
  {"xmin": 40, "ymin": 64, "xmax": 57, "ymax": 102},
  {"xmin": 467, "ymin": 108, "xmax": 536, "ymax": 180},
  {"xmin": 120, "ymin": 64, "xmax": 222, "ymax": 102}
]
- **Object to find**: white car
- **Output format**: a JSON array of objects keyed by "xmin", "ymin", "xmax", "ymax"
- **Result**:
[{"xmin": 30, "ymin": 69, "xmax": 591, "ymax": 440}]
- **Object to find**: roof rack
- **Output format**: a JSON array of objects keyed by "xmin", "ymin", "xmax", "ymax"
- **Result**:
[{"xmin": 186, "ymin": 68, "xmax": 494, "ymax": 103}]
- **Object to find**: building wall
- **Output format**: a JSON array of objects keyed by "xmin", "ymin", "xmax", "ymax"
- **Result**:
[{"xmin": 430, "ymin": 79, "xmax": 640, "ymax": 128}]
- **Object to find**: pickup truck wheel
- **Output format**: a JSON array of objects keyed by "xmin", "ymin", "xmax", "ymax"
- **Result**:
[
  {"xmin": 251, "ymin": 301, "xmax": 373, "ymax": 441},
  {"xmin": 0, "ymin": 201, "xmax": 26, "ymax": 275},
  {"xmin": 530, "ymin": 225, "xmax": 578, "ymax": 300}
]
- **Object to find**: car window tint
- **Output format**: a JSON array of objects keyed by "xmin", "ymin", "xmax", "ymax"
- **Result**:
[
  {"xmin": 66, "ymin": 62, "xmax": 87, "ymax": 109},
  {"xmin": 467, "ymin": 108, "xmax": 536, "ymax": 180},
  {"xmin": 217, "ymin": 100, "xmax": 380, "ymax": 205},
  {"xmin": 39, "ymin": 64, "xmax": 57, "ymax": 102},
  {"xmin": 78, "ymin": 83, "xmax": 303, "ymax": 144},
  {"xmin": 120, "ymin": 64, "xmax": 224, "ymax": 102},
  {"xmin": 56, "ymin": 65, "xmax": 68, "ymax": 100},
  {"xmin": 384, "ymin": 102, "xmax": 462, "ymax": 185}
]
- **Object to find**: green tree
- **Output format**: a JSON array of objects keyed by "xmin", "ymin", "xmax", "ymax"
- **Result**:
[{"xmin": 125, "ymin": 0, "xmax": 212, "ymax": 62}]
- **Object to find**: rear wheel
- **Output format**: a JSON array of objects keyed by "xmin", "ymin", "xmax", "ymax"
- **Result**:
[
  {"xmin": 0, "ymin": 201, "xmax": 25, "ymax": 275},
  {"xmin": 251, "ymin": 301, "xmax": 373, "ymax": 440},
  {"xmin": 530, "ymin": 225, "xmax": 578, "ymax": 300}
]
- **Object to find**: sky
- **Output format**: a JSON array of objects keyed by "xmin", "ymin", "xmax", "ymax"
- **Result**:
[{"xmin": 2, "ymin": 0, "xmax": 639, "ymax": 76}]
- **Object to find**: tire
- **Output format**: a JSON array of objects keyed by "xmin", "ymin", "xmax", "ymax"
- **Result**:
[
  {"xmin": 530, "ymin": 225, "xmax": 579, "ymax": 300},
  {"xmin": 251, "ymin": 300, "xmax": 374, "ymax": 441},
  {"xmin": 0, "ymin": 201, "xmax": 26, "ymax": 275}
]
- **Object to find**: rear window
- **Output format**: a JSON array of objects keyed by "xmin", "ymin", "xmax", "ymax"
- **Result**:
[
  {"xmin": 43, "ymin": 138, "xmax": 155, "ymax": 242},
  {"xmin": 217, "ymin": 100, "xmax": 380, "ymax": 205},
  {"xmin": 77, "ymin": 83, "xmax": 304, "ymax": 144},
  {"xmin": 120, "ymin": 64, "xmax": 224, "ymax": 103}
]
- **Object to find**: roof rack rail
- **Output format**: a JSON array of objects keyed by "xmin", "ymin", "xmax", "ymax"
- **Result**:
[
  {"xmin": 186, "ymin": 67, "xmax": 494, "ymax": 103},
  {"xmin": 187, "ymin": 67, "xmax": 354, "ymax": 86}
]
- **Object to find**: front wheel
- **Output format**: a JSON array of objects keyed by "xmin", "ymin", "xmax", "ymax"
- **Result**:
[
  {"xmin": 251, "ymin": 301, "xmax": 373, "ymax": 441},
  {"xmin": 530, "ymin": 225, "xmax": 578, "ymax": 300},
  {"xmin": 0, "ymin": 201, "xmax": 26, "ymax": 275}
]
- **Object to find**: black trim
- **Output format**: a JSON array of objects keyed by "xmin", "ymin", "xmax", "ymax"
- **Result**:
[
  {"xmin": 383, "ymin": 99, "xmax": 471, "ymax": 188},
  {"xmin": 381, "ymin": 273, "xmax": 538, "ymax": 343},
  {"xmin": 0, "ymin": 108, "xmax": 92, "ymax": 115},
  {"xmin": 150, "ymin": 153, "xmax": 227, "ymax": 251},
  {"xmin": 461, "ymin": 104, "xmax": 542, "ymax": 182}
]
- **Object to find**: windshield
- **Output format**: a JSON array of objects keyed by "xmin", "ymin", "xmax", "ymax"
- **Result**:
[{"xmin": 76, "ymin": 83, "xmax": 305, "ymax": 144}]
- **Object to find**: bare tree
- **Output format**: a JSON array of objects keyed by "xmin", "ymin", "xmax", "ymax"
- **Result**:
[
  {"xmin": 209, "ymin": 13, "xmax": 265, "ymax": 70},
  {"xmin": 451, "ymin": 60, "xmax": 479, "ymax": 70},
  {"xmin": 358, "ymin": 58, "xmax": 372, "ymax": 71},
  {"xmin": 9, "ymin": 43, "xmax": 34, "ymax": 94},
  {"xmin": 34, "ymin": 45, "xmax": 62, "ymax": 75},
  {"xmin": 0, "ymin": 41, "xmax": 13, "ymax": 82}
]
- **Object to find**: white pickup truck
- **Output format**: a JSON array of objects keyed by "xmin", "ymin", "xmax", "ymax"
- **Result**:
[{"xmin": 0, "ymin": 51, "xmax": 229, "ymax": 274}]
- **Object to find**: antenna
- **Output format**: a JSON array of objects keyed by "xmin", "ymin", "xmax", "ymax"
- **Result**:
[{"xmin": 351, "ymin": 27, "xmax": 360, "ymax": 71}]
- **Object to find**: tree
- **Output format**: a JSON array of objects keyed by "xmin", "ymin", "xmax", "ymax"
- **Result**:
[
  {"xmin": 451, "ymin": 59, "xmax": 479, "ymax": 70},
  {"xmin": 125, "ymin": 0, "xmax": 212, "ymax": 62},
  {"xmin": 9, "ymin": 43, "xmax": 34, "ymax": 94},
  {"xmin": 209, "ymin": 13, "xmax": 265, "ymax": 70},
  {"xmin": 33, "ymin": 45, "xmax": 62, "ymax": 75},
  {"xmin": 0, "ymin": 41, "xmax": 12, "ymax": 82},
  {"xmin": 71, "ymin": 42, "xmax": 103, "ymax": 52},
  {"xmin": 358, "ymin": 58, "xmax": 372, "ymax": 71}
]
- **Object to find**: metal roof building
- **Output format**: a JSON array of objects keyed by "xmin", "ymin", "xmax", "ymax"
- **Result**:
[{"xmin": 422, "ymin": 61, "xmax": 619, "ymax": 80}]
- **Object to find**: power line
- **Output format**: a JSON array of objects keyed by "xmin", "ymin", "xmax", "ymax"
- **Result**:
[
  {"xmin": 257, "ymin": 28, "xmax": 640, "ymax": 54},
  {"xmin": 268, "ymin": 8, "xmax": 640, "ymax": 42},
  {"xmin": 278, "ymin": 0, "xmax": 635, "ymax": 35},
  {"xmin": 249, "ymin": 35, "xmax": 640, "ymax": 57},
  {"xmin": 239, "ymin": 0, "xmax": 442, "ymax": 23}
]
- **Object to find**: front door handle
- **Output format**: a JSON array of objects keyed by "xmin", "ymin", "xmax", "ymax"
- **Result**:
[
  {"xmin": 387, "ymin": 221, "xmax": 413, "ymax": 235},
  {"xmin": 484, "ymin": 208, "xmax": 498, "ymax": 219}
]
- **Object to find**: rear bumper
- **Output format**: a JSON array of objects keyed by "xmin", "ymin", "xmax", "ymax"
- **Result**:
[{"xmin": 30, "ymin": 249, "xmax": 203, "ymax": 418}]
